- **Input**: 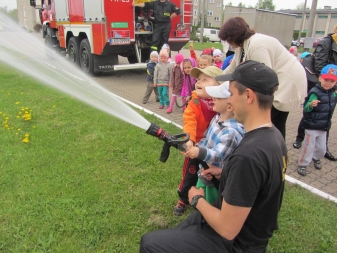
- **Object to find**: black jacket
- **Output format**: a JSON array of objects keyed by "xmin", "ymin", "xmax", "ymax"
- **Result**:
[
  {"xmin": 145, "ymin": 0, "xmax": 180, "ymax": 23},
  {"xmin": 303, "ymin": 84, "xmax": 337, "ymax": 131},
  {"xmin": 314, "ymin": 33, "xmax": 337, "ymax": 75}
]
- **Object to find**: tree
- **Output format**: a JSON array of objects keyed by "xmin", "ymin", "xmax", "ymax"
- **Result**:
[
  {"xmin": 198, "ymin": 11, "xmax": 208, "ymax": 27},
  {"xmin": 238, "ymin": 2, "xmax": 246, "ymax": 8},
  {"xmin": 255, "ymin": 0, "xmax": 275, "ymax": 11},
  {"xmin": 296, "ymin": 2, "xmax": 305, "ymax": 10},
  {"xmin": 226, "ymin": 2, "xmax": 233, "ymax": 6},
  {"xmin": 0, "ymin": 6, "xmax": 18, "ymax": 23}
]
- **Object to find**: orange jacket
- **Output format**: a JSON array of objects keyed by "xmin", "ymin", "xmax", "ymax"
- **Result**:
[{"xmin": 183, "ymin": 91, "xmax": 215, "ymax": 144}]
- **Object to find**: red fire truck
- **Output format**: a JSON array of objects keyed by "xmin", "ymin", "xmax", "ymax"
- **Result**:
[{"xmin": 30, "ymin": 0, "xmax": 191, "ymax": 75}]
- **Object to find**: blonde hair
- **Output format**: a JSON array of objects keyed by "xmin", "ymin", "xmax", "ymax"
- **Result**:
[
  {"xmin": 199, "ymin": 54, "xmax": 213, "ymax": 65},
  {"xmin": 159, "ymin": 49, "xmax": 168, "ymax": 57},
  {"xmin": 334, "ymin": 24, "xmax": 337, "ymax": 34}
]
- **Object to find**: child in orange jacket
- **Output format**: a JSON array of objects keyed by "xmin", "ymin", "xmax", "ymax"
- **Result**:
[{"xmin": 174, "ymin": 66, "xmax": 224, "ymax": 216}]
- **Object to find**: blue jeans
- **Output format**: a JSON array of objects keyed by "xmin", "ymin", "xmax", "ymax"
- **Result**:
[{"xmin": 157, "ymin": 86, "xmax": 169, "ymax": 106}]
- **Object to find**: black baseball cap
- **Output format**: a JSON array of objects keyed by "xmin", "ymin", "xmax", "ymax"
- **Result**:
[{"xmin": 215, "ymin": 60, "xmax": 279, "ymax": 95}]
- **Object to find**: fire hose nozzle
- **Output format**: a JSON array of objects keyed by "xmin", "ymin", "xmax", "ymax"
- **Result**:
[{"xmin": 146, "ymin": 122, "xmax": 190, "ymax": 162}]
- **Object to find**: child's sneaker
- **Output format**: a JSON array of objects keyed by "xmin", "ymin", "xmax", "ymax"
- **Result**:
[
  {"xmin": 297, "ymin": 165, "xmax": 307, "ymax": 176},
  {"xmin": 312, "ymin": 159, "xmax": 322, "ymax": 170},
  {"xmin": 159, "ymin": 105, "xmax": 164, "ymax": 109},
  {"xmin": 173, "ymin": 200, "xmax": 187, "ymax": 216}
]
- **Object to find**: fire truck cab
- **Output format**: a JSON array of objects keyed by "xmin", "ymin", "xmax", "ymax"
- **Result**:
[{"xmin": 30, "ymin": 0, "xmax": 191, "ymax": 75}]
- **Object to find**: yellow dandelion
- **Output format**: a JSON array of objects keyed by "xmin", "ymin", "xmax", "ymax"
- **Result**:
[
  {"xmin": 16, "ymin": 116, "xmax": 20, "ymax": 118},
  {"xmin": 25, "ymin": 133, "xmax": 29, "ymax": 137},
  {"xmin": 18, "ymin": 112, "xmax": 22, "ymax": 115},
  {"xmin": 22, "ymin": 138, "xmax": 29, "ymax": 143},
  {"xmin": 15, "ymin": 102, "xmax": 19, "ymax": 105},
  {"xmin": 25, "ymin": 107, "xmax": 28, "ymax": 110},
  {"xmin": 5, "ymin": 117, "xmax": 9, "ymax": 120},
  {"xmin": 4, "ymin": 125, "xmax": 8, "ymax": 128},
  {"xmin": 0, "ymin": 112, "xmax": 2, "ymax": 114},
  {"xmin": 18, "ymin": 128, "xmax": 21, "ymax": 131},
  {"xmin": 53, "ymin": 105, "xmax": 56, "ymax": 108},
  {"xmin": 32, "ymin": 126, "xmax": 36, "ymax": 129},
  {"xmin": 15, "ymin": 133, "xmax": 18, "ymax": 135},
  {"xmin": 3, "ymin": 114, "xmax": 6, "ymax": 116}
]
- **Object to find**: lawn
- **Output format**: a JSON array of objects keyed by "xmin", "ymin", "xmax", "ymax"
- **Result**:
[{"xmin": 1, "ymin": 63, "xmax": 337, "ymax": 252}]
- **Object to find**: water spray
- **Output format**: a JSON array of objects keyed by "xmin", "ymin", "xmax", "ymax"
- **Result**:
[{"xmin": 146, "ymin": 122, "xmax": 189, "ymax": 163}]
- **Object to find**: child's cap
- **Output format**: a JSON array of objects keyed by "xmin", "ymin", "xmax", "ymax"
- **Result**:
[
  {"xmin": 201, "ymin": 48, "xmax": 213, "ymax": 56},
  {"xmin": 320, "ymin": 64, "xmax": 337, "ymax": 81},
  {"xmin": 150, "ymin": 51, "xmax": 159, "ymax": 57},
  {"xmin": 205, "ymin": 81, "xmax": 230, "ymax": 98},
  {"xmin": 190, "ymin": 66, "xmax": 223, "ymax": 80},
  {"xmin": 289, "ymin": 46, "xmax": 298, "ymax": 54},
  {"xmin": 159, "ymin": 49, "xmax": 169, "ymax": 57},
  {"xmin": 213, "ymin": 49, "xmax": 222, "ymax": 57},
  {"xmin": 300, "ymin": 52, "xmax": 311, "ymax": 59},
  {"xmin": 162, "ymin": 43, "xmax": 170, "ymax": 50},
  {"xmin": 174, "ymin": 54, "xmax": 184, "ymax": 64}
]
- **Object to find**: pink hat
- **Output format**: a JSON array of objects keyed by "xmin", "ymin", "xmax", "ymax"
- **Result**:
[
  {"xmin": 289, "ymin": 46, "xmax": 297, "ymax": 54},
  {"xmin": 174, "ymin": 54, "xmax": 184, "ymax": 64}
]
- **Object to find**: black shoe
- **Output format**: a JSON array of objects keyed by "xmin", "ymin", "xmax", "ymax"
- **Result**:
[
  {"xmin": 156, "ymin": 98, "xmax": 160, "ymax": 102},
  {"xmin": 293, "ymin": 141, "xmax": 301, "ymax": 149},
  {"xmin": 173, "ymin": 200, "xmax": 187, "ymax": 216},
  {"xmin": 312, "ymin": 159, "xmax": 322, "ymax": 170},
  {"xmin": 324, "ymin": 151, "xmax": 337, "ymax": 161},
  {"xmin": 297, "ymin": 166, "xmax": 307, "ymax": 176}
]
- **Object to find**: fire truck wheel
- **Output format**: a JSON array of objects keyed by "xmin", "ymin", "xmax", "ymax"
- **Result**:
[
  {"xmin": 127, "ymin": 54, "xmax": 138, "ymax": 64},
  {"xmin": 79, "ymin": 39, "xmax": 94, "ymax": 75},
  {"xmin": 68, "ymin": 37, "xmax": 81, "ymax": 66}
]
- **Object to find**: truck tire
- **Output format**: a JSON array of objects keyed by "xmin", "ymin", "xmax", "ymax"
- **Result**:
[
  {"xmin": 127, "ymin": 54, "xmax": 138, "ymax": 64},
  {"xmin": 68, "ymin": 37, "xmax": 81, "ymax": 66},
  {"xmin": 79, "ymin": 39, "xmax": 95, "ymax": 75}
]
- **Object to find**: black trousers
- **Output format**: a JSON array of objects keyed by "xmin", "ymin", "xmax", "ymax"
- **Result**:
[
  {"xmin": 151, "ymin": 22, "xmax": 171, "ymax": 51},
  {"xmin": 140, "ymin": 212, "xmax": 267, "ymax": 253},
  {"xmin": 177, "ymin": 157, "xmax": 200, "ymax": 204},
  {"xmin": 271, "ymin": 106, "xmax": 289, "ymax": 140}
]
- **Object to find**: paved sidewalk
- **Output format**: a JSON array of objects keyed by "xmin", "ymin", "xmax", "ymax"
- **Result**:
[{"xmin": 95, "ymin": 49, "xmax": 337, "ymax": 200}]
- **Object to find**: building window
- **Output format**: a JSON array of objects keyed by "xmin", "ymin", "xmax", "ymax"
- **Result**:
[
  {"xmin": 332, "ymin": 15, "xmax": 337, "ymax": 19},
  {"xmin": 318, "ymin": 15, "xmax": 328, "ymax": 19},
  {"xmin": 209, "ymin": 0, "xmax": 214, "ymax": 3},
  {"xmin": 214, "ymin": 17, "xmax": 220, "ymax": 21},
  {"xmin": 194, "ymin": 0, "xmax": 198, "ymax": 2},
  {"xmin": 194, "ymin": 10, "xmax": 197, "ymax": 15},
  {"xmin": 207, "ymin": 10, "xmax": 213, "ymax": 16},
  {"xmin": 207, "ymin": 23, "xmax": 212, "ymax": 27},
  {"xmin": 315, "ymin": 31, "xmax": 325, "ymax": 34},
  {"xmin": 296, "ymin": 15, "xmax": 302, "ymax": 19},
  {"xmin": 216, "ymin": 3, "xmax": 221, "ymax": 7}
]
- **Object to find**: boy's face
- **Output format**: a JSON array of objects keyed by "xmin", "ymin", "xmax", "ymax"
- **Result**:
[
  {"xmin": 195, "ymin": 73, "xmax": 219, "ymax": 98},
  {"xmin": 150, "ymin": 55, "xmax": 158, "ymax": 62},
  {"xmin": 212, "ymin": 97, "xmax": 232, "ymax": 114},
  {"xmin": 319, "ymin": 76, "xmax": 337, "ymax": 90},
  {"xmin": 160, "ymin": 55, "xmax": 168, "ymax": 63},
  {"xmin": 198, "ymin": 58, "xmax": 212, "ymax": 69}
]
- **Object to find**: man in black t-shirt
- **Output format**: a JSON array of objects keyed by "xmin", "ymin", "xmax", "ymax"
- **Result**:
[{"xmin": 140, "ymin": 61, "xmax": 288, "ymax": 253}]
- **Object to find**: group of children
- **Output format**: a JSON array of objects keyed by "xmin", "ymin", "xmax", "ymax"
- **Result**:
[{"xmin": 142, "ymin": 42, "xmax": 227, "ymax": 114}]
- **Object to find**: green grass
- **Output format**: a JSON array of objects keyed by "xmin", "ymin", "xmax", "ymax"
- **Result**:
[
  {"xmin": 183, "ymin": 41, "xmax": 223, "ymax": 51},
  {"xmin": 1, "ymin": 63, "xmax": 337, "ymax": 252}
]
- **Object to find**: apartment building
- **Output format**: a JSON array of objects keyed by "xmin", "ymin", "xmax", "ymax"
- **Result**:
[
  {"xmin": 192, "ymin": 0, "xmax": 223, "ymax": 27},
  {"xmin": 279, "ymin": 7, "xmax": 337, "ymax": 38}
]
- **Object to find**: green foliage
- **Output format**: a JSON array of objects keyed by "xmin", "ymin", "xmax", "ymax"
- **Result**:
[
  {"xmin": 255, "ymin": 0, "xmax": 276, "ymax": 11},
  {"xmin": 0, "ymin": 63, "xmax": 337, "ymax": 252}
]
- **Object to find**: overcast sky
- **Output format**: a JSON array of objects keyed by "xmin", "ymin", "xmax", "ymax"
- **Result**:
[{"xmin": 0, "ymin": 0, "xmax": 336, "ymax": 11}]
